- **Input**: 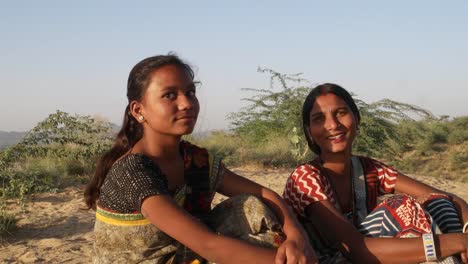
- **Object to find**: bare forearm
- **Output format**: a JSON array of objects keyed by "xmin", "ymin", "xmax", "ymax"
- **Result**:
[
  {"xmin": 205, "ymin": 235, "xmax": 275, "ymax": 264},
  {"xmin": 360, "ymin": 237, "xmax": 424, "ymax": 264},
  {"xmin": 259, "ymin": 188, "xmax": 317, "ymax": 263},
  {"xmin": 143, "ymin": 196, "xmax": 276, "ymax": 264},
  {"xmin": 351, "ymin": 234, "xmax": 466, "ymax": 264},
  {"xmin": 260, "ymin": 188, "xmax": 304, "ymax": 236},
  {"xmin": 307, "ymin": 201, "xmax": 466, "ymax": 263}
]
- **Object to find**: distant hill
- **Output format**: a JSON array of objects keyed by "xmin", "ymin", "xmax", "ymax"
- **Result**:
[
  {"xmin": 0, "ymin": 131, "xmax": 27, "ymax": 150},
  {"xmin": 0, "ymin": 125, "xmax": 212, "ymax": 151}
]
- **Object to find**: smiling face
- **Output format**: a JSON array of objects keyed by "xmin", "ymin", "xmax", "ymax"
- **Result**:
[
  {"xmin": 308, "ymin": 93, "xmax": 358, "ymax": 156},
  {"xmin": 132, "ymin": 64, "xmax": 199, "ymax": 137}
]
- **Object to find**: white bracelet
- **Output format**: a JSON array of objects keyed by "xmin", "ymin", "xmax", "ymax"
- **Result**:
[
  {"xmin": 422, "ymin": 233, "xmax": 437, "ymax": 262},
  {"xmin": 463, "ymin": 221, "xmax": 468, "ymax": 233}
]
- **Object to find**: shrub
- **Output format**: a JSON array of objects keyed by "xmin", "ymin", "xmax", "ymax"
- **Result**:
[
  {"xmin": 0, "ymin": 210, "xmax": 16, "ymax": 237},
  {"xmin": 448, "ymin": 130, "xmax": 467, "ymax": 145},
  {"xmin": 450, "ymin": 150, "xmax": 468, "ymax": 171},
  {"xmin": 0, "ymin": 110, "xmax": 113, "ymax": 198},
  {"xmin": 228, "ymin": 68, "xmax": 436, "ymax": 166}
]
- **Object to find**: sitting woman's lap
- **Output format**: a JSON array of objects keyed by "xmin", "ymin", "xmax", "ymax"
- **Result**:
[
  {"xmin": 358, "ymin": 194, "xmax": 463, "ymax": 238},
  {"xmin": 206, "ymin": 194, "xmax": 285, "ymax": 248}
]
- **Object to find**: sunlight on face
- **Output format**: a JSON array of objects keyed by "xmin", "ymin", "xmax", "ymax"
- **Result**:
[
  {"xmin": 140, "ymin": 64, "xmax": 200, "ymax": 137},
  {"xmin": 308, "ymin": 93, "xmax": 357, "ymax": 156}
]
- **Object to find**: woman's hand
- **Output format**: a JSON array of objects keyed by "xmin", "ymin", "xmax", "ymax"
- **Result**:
[
  {"xmin": 460, "ymin": 232, "xmax": 468, "ymax": 264},
  {"xmin": 274, "ymin": 233, "xmax": 318, "ymax": 264}
]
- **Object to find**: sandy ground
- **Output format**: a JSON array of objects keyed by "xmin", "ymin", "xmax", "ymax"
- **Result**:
[{"xmin": 1, "ymin": 168, "xmax": 467, "ymax": 263}]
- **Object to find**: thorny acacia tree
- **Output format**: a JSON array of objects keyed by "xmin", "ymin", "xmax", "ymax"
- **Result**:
[{"xmin": 228, "ymin": 68, "xmax": 435, "ymax": 162}]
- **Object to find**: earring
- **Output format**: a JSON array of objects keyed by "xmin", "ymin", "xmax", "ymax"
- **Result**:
[{"xmin": 138, "ymin": 116, "xmax": 144, "ymax": 121}]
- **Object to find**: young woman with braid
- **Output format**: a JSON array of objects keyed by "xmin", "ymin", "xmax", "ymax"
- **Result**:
[
  {"xmin": 84, "ymin": 54, "xmax": 316, "ymax": 264},
  {"xmin": 282, "ymin": 83, "xmax": 468, "ymax": 263}
]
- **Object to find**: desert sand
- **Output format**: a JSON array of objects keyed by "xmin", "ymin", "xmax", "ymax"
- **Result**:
[{"xmin": 1, "ymin": 167, "xmax": 467, "ymax": 263}]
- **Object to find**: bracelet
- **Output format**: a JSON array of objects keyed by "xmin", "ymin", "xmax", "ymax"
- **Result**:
[
  {"xmin": 463, "ymin": 221, "xmax": 468, "ymax": 233},
  {"xmin": 422, "ymin": 233, "xmax": 437, "ymax": 262}
]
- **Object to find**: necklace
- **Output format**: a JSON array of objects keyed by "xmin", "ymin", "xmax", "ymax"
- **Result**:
[{"xmin": 319, "ymin": 159, "xmax": 357, "ymax": 225}]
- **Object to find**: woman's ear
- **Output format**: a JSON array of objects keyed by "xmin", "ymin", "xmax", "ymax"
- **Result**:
[{"xmin": 129, "ymin": 100, "xmax": 145, "ymax": 123}]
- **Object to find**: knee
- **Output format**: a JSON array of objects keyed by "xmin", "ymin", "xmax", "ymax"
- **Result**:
[
  {"xmin": 228, "ymin": 193, "xmax": 262, "ymax": 204},
  {"xmin": 211, "ymin": 194, "xmax": 270, "ymax": 217},
  {"xmin": 420, "ymin": 193, "xmax": 455, "ymax": 208},
  {"xmin": 208, "ymin": 194, "xmax": 281, "ymax": 235},
  {"xmin": 378, "ymin": 194, "xmax": 416, "ymax": 209}
]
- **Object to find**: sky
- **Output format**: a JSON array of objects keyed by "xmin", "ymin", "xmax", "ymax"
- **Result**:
[{"xmin": 1, "ymin": 1, "xmax": 467, "ymax": 132}]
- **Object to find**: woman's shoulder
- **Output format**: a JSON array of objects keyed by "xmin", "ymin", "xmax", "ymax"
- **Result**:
[
  {"xmin": 113, "ymin": 153, "xmax": 154, "ymax": 168},
  {"xmin": 290, "ymin": 158, "xmax": 323, "ymax": 178},
  {"xmin": 109, "ymin": 153, "xmax": 164, "ymax": 179},
  {"xmin": 99, "ymin": 153, "xmax": 169, "ymax": 213}
]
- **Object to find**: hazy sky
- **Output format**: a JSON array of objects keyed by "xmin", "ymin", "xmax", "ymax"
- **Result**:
[{"xmin": 1, "ymin": 1, "xmax": 467, "ymax": 132}]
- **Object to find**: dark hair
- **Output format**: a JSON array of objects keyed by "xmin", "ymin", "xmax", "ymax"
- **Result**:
[
  {"xmin": 84, "ymin": 54, "xmax": 194, "ymax": 210},
  {"xmin": 302, "ymin": 83, "xmax": 361, "ymax": 155}
]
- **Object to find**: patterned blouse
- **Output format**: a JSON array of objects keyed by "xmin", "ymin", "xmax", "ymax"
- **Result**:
[
  {"xmin": 283, "ymin": 156, "xmax": 399, "ymax": 218},
  {"xmin": 97, "ymin": 153, "xmax": 170, "ymax": 213},
  {"xmin": 93, "ymin": 141, "xmax": 224, "ymax": 264}
]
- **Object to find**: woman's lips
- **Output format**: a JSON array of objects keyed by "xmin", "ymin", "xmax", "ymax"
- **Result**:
[
  {"xmin": 327, "ymin": 133, "xmax": 346, "ymax": 143},
  {"xmin": 176, "ymin": 115, "xmax": 196, "ymax": 122}
]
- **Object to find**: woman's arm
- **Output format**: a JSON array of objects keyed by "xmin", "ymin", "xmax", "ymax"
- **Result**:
[
  {"xmin": 395, "ymin": 174, "xmax": 468, "ymax": 223},
  {"xmin": 141, "ymin": 195, "xmax": 277, "ymax": 264},
  {"xmin": 217, "ymin": 166, "xmax": 317, "ymax": 264},
  {"xmin": 305, "ymin": 200, "xmax": 468, "ymax": 264}
]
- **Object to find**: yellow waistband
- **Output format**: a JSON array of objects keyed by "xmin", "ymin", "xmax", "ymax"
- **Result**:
[{"xmin": 95, "ymin": 211, "xmax": 151, "ymax": 226}]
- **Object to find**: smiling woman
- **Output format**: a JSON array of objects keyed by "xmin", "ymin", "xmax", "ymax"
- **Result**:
[
  {"xmin": 83, "ymin": 54, "xmax": 317, "ymax": 264},
  {"xmin": 283, "ymin": 83, "xmax": 468, "ymax": 264},
  {"xmin": 307, "ymin": 93, "xmax": 358, "ymax": 156}
]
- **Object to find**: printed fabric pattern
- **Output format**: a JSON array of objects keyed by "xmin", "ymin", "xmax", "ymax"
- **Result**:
[
  {"xmin": 93, "ymin": 141, "xmax": 284, "ymax": 264},
  {"xmin": 283, "ymin": 156, "xmax": 398, "ymax": 217},
  {"xmin": 282, "ymin": 156, "xmax": 463, "ymax": 264},
  {"xmin": 93, "ymin": 141, "xmax": 223, "ymax": 264}
]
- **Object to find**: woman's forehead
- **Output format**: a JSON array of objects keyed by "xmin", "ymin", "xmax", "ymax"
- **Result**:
[{"xmin": 311, "ymin": 93, "xmax": 349, "ymax": 113}]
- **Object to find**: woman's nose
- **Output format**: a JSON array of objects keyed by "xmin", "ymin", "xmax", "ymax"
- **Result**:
[
  {"xmin": 325, "ymin": 115, "xmax": 340, "ymax": 130},
  {"xmin": 177, "ymin": 94, "xmax": 195, "ymax": 110}
]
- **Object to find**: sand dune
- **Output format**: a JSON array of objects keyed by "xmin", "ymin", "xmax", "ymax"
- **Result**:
[{"xmin": 1, "ymin": 168, "xmax": 467, "ymax": 263}]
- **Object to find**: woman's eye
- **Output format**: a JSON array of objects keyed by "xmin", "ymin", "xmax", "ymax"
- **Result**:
[
  {"xmin": 337, "ymin": 109, "xmax": 349, "ymax": 116},
  {"xmin": 163, "ymin": 92, "xmax": 177, "ymax": 100},
  {"xmin": 186, "ymin": 89, "xmax": 196, "ymax": 97},
  {"xmin": 311, "ymin": 115, "xmax": 324, "ymax": 122}
]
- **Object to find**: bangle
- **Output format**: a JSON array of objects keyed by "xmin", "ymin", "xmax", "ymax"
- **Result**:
[
  {"xmin": 463, "ymin": 221, "xmax": 468, "ymax": 233},
  {"xmin": 422, "ymin": 233, "xmax": 437, "ymax": 262}
]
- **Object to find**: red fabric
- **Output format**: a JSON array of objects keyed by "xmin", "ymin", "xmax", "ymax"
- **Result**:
[
  {"xmin": 283, "ymin": 156, "xmax": 398, "ymax": 217},
  {"xmin": 180, "ymin": 141, "xmax": 214, "ymax": 216},
  {"xmin": 360, "ymin": 157, "xmax": 398, "ymax": 211},
  {"xmin": 371, "ymin": 194, "xmax": 433, "ymax": 237}
]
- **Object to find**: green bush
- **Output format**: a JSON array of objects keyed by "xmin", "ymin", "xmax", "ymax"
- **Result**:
[
  {"xmin": 448, "ymin": 130, "xmax": 467, "ymax": 145},
  {"xmin": 450, "ymin": 150, "xmax": 468, "ymax": 171},
  {"xmin": 228, "ymin": 68, "xmax": 309, "ymax": 149},
  {"xmin": 2, "ymin": 160, "xmax": 57, "ymax": 198},
  {"xmin": 216, "ymin": 68, "xmax": 467, "ymax": 181},
  {"xmin": 193, "ymin": 131, "xmax": 242, "ymax": 156},
  {"xmin": 190, "ymin": 130, "xmax": 312, "ymax": 168},
  {"xmin": 0, "ymin": 210, "xmax": 16, "ymax": 237},
  {"xmin": 0, "ymin": 110, "xmax": 113, "ymax": 198},
  {"xmin": 237, "ymin": 133, "xmax": 303, "ymax": 167},
  {"xmin": 447, "ymin": 117, "xmax": 467, "ymax": 145},
  {"xmin": 427, "ymin": 122, "xmax": 449, "ymax": 145}
]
